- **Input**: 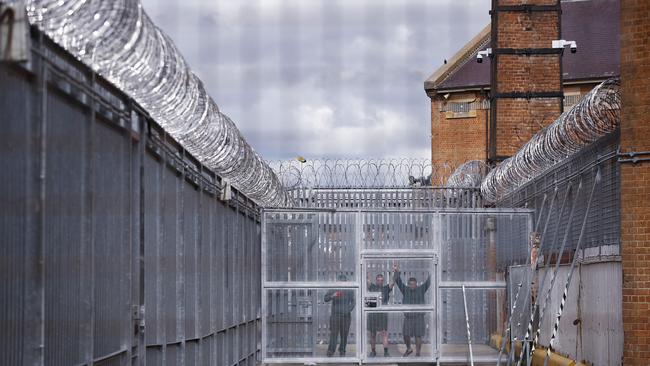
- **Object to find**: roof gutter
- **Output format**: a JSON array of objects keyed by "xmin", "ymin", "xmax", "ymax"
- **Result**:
[{"xmin": 426, "ymin": 76, "xmax": 617, "ymax": 98}]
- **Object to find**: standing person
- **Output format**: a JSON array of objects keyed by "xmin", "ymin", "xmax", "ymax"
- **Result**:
[
  {"xmin": 324, "ymin": 274, "xmax": 355, "ymax": 357},
  {"xmin": 394, "ymin": 265, "xmax": 431, "ymax": 357},
  {"xmin": 367, "ymin": 272, "xmax": 394, "ymax": 357}
]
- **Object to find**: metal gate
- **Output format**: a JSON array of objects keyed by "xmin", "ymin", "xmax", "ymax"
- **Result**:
[{"xmin": 261, "ymin": 208, "xmax": 533, "ymax": 364}]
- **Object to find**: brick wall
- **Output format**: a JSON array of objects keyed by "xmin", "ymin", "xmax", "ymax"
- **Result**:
[
  {"xmin": 495, "ymin": 98, "xmax": 560, "ymax": 156},
  {"xmin": 620, "ymin": 0, "xmax": 650, "ymax": 363},
  {"xmin": 431, "ymin": 93, "xmax": 488, "ymax": 182},
  {"xmin": 491, "ymin": 0, "xmax": 562, "ymax": 160}
]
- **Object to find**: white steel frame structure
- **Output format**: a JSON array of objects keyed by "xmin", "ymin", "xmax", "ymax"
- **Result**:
[{"xmin": 261, "ymin": 208, "xmax": 533, "ymax": 365}]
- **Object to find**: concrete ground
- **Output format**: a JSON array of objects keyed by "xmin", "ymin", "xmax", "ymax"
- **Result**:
[{"xmin": 263, "ymin": 344, "xmax": 500, "ymax": 365}]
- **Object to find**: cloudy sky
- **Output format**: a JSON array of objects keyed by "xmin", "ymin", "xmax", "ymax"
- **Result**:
[{"xmin": 141, "ymin": 0, "xmax": 490, "ymax": 160}]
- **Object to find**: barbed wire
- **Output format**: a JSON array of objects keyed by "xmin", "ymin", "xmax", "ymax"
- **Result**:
[
  {"xmin": 25, "ymin": 0, "xmax": 290, "ymax": 207},
  {"xmin": 269, "ymin": 158, "xmax": 459, "ymax": 189},
  {"xmin": 481, "ymin": 78, "xmax": 621, "ymax": 203},
  {"xmin": 446, "ymin": 160, "xmax": 490, "ymax": 188}
]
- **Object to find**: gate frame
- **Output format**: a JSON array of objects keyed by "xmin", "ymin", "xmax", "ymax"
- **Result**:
[{"xmin": 261, "ymin": 207, "xmax": 534, "ymax": 365}]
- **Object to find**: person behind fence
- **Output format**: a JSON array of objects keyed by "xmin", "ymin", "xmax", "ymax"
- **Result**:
[
  {"xmin": 366, "ymin": 272, "xmax": 394, "ymax": 357},
  {"xmin": 324, "ymin": 274, "xmax": 355, "ymax": 357},
  {"xmin": 394, "ymin": 264, "xmax": 431, "ymax": 357}
]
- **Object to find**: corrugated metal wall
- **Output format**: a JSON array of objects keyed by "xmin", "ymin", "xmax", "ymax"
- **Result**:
[
  {"xmin": 0, "ymin": 32, "xmax": 261, "ymax": 366},
  {"xmin": 535, "ymin": 262, "xmax": 623, "ymax": 365}
]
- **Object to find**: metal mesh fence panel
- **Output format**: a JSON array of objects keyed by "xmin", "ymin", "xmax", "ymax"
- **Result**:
[
  {"xmin": 496, "ymin": 132, "xmax": 620, "ymax": 263},
  {"xmin": 0, "ymin": 30, "xmax": 262, "ymax": 366}
]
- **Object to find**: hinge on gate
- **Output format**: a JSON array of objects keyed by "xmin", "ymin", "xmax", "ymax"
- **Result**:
[
  {"xmin": 432, "ymin": 256, "xmax": 439, "ymax": 265},
  {"xmin": 132, "ymin": 305, "xmax": 145, "ymax": 332}
]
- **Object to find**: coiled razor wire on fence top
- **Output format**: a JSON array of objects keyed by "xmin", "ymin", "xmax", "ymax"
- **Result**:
[
  {"xmin": 445, "ymin": 160, "xmax": 490, "ymax": 188},
  {"xmin": 481, "ymin": 78, "xmax": 621, "ymax": 203},
  {"xmin": 269, "ymin": 159, "xmax": 456, "ymax": 189},
  {"xmin": 23, "ymin": 0, "xmax": 290, "ymax": 207}
]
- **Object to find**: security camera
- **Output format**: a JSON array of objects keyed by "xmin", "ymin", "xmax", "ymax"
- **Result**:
[
  {"xmin": 552, "ymin": 40, "xmax": 577, "ymax": 54},
  {"xmin": 476, "ymin": 48, "xmax": 492, "ymax": 64}
]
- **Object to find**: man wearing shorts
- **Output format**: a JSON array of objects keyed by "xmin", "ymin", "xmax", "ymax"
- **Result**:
[
  {"xmin": 366, "ymin": 272, "xmax": 394, "ymax": 357},
  {"xmin": 394, "ymin": 265, "xmax": 431, "ymax": 357}
]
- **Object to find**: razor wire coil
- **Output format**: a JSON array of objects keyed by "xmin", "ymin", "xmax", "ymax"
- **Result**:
[
  {"xmin": 270, "ymin": 158, "xmax": 458, "ymax": 189},
  {"xmin": 24, "ymin": 0, "xmax": 290, "ymax": 207},
  {"xmin": 481, "ymin": 78, "xmax": 621, "ymax": 203}
]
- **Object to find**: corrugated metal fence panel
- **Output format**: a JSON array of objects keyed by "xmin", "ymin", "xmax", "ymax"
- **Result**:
[
  {"xmin": 92, "ymin": 116, "xmax": 133, "ymax": 360},
  {"xmin": 1, "ymin": 31, "xmax": 262, "ymax": 366},
  {"xmin": 144, "ymin": 154, "xmax": 162, "ymax": 345},
  {"xmin": 43, "ymin": 77, "xmax": 90, "ymax": 366},
  {"xmin": 142, "ymin": 156, "xmax": 263, "ymax": 366},
  {"xmin": 0, "ymin": 58, "xmax": 34, "ymax": 366},
  {"xmin": 579, "ymin": 262, "xmax": 623, "ymax": 365},
  {"xmin": 535, "ymin": 262, "xmax": 623, "ymax": 365}
]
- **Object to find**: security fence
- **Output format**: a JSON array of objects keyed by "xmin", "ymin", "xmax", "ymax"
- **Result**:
[
  {"xmin": 261, "ymin": 208, "xmax": 533, "ymax": 364},
  {"xmin": 288, "ymin": 187, "xmax": 483, "ymax": 209},
  {"xmin": 495, "ymin": 131, "xmax": 622, "ymax": 365},
  {"xmin": 0, "ymin": 31, "xmax": 261, "ymax": 366},
  {"xmin": 495, "ymin": 131, "xmax": 620, "ymax": 265}
]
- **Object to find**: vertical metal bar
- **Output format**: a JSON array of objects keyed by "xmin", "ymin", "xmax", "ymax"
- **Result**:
[
  {"xmin": 356, "ymin": 210, "xmax": 363, "ymax": 361},
  {"xmin": 177, "ymin": 151, "xmax": 185, "ymax": 353},
  {"xmin": 136, "ymin": 110, "xmax": 146, "ymax": 365},
  {"xmin": 80, "ymin": 66, "xmax": 96, "ymax": 365},
  {"xmin": 462, "ymin": 285, "xmax": 474, "ymax": 366},
  {"xmin": 434, "ymin": 212, "xmax": 442, "ymax": 360},
  {"xmin": 24, "ymin": 35, "xmax": 47, "ymax": 365},
  {"xmin": 261, "ymin": 210, "xmax": 268, "ymax": 361}
]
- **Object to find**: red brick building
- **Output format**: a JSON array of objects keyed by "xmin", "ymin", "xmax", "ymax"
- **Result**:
[
  {"xmin": 620, "ymin": 0, "xmax": 650, "ymax": 362},
  {"xmin": 424, "ymin": 0, "xmax": 620, "ymax": 179}
]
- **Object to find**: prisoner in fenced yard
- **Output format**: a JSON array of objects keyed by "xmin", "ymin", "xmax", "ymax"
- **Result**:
[
  {"xmin": 324, "ymin": 274, "xmax": 355, "ymax": 357},
  {"xmin": 366, "ymin": 272, "xmax": 395, "ymax": 357},
  {"xmin": 394, "ymin": 264, "xmax": 431, "ymax": 357}
]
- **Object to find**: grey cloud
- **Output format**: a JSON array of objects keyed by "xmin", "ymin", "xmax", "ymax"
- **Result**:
[{"xmin": 141, "ymin": 0, "xmax": 490, "ymax": 160}]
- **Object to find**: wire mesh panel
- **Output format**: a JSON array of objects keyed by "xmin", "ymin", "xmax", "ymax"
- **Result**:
[
  {"xmin": 437, "ymin": 212, "xmax": 531, "ymax": 363},
  {"xmin": 439, "ymin": 213, "xmax": 531, "ymax": 278},
  {"xmin": 439, "ymin": 289, "xmax": 504, "ymax": 345},
  {"xmin": 265, "ymin": 212, "xmax": 357, "ymax": 283},
  {"xmin": 265, "ymin": 288, "xmax": 359, "ymax": 360},
  {"xmin": 361, "ymin": 257, "xmax": 437, "ymax": 363},
  {"xmin": 496, "ymin": 132, "xmax": 620, "ymax": 260},
  {"xmin": 363, "ymin": 311, "xmax": 435, "ymax": 359},
  {"xmin": 362, "ymin": 213, "xmax": 434, "ymax": 251},
  {"xmin": 364, "ymin": 259, "xmax": 434, "ymax": 307}
]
